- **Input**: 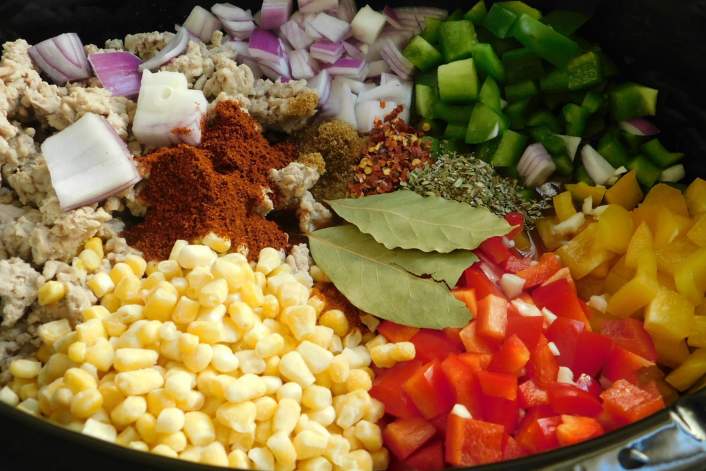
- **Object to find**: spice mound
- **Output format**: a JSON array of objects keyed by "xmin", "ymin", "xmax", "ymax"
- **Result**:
[{"xmin": 125, "ymin": 101, "xmax": 294, "ymax": 260}]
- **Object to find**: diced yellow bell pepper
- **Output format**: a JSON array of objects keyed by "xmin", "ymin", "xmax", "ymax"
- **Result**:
[
  {"xmin": 537, "ymin": 216, "xmax": 562, "ymax": 250},
  {"xmin": 686, "ymin": 178, "xmax": 706, "ymax": 216},
  {"xmin": 654, "ymin": 207, "xmax": 692, "ymax": 248},
  {"xmin": 553, "ymin": 191, "xmax": 576, "ymax": 222},
  {"xmin": 513, "ymin": 231, "xmax": 532, "ymax": 252},
  {"xmin": 590, "ymin": 259, "xmax": 614, "ymax": 279},
  {"xmin": 642, "ymin": 183, "xmax": 690, "ymax": 216},
  {"xmin": 674, "ymin": 264, "xmax": 704, "ymax": 305},
  {"xmin": 687, "ymin": 214, "xmax": 706, "ymax": 248},
  {"xmin": 625, "ymin": 222, "xmax": 657, "ymax": 279},
  {"xmin": 657, "ymin": 272, "xmax": 677, "ymax": 291},
  {"xmin": 697, "ymin": 300, "xmax": 706, "ymax": 317},
  {"xmin": 665, "ymin": 348, "xmax": 706, "ymax": 391},
  {"xmin": 604, "ymin": 256, "xmax": 635, "ymax": 294},
  {"xmin": 644, "ymin": 288, "xmax": 694, "ymax": 342},
  {"xmin": 652, "ymin": 333, "xmax": 691, "ymax": 369},
  {"xmin": 595, "ymin": 205, "xmax": 635, "ymax": 254},
  {"xmin": 687, "ymin": 316, "xmax": 706, "ymax": 348},
  {"xmin": 606, "ymin": 274, "xmax": 659, "ymax": 318},
  {"xmin": 604, "ymin": 170, "xmax": 643, "ymax": 210},
  {"xmin": 656, "ymin": 236, "xmax": 699, "ymax": 276},
  {"xmin": 576, "ymin": 276, "xmax": 606, "ymax": 300},
  {"xmin": 565, "ymin": 182, "xmax": 606, "ymax": 205},
  {"xmin": 557, "ymin": 224, "xmax": 613, "ymax": 280}
]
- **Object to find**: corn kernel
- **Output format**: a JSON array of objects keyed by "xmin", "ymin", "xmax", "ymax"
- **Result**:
[
  {"xmin": 273, "ymin": 398, "xmax": 301, "ymax": 434},
  {"xmin": 85, "ymin": 338, "xmax": 114, "ymax": 372},
  {"xmin": 299, "ymin": 456, "xmax": 333, "ymax": 471},
  {"xmin": 0, "ymin": 385, "xmax": 20, "ymax": 406},
  {"xmin": 186, "ymin": 321, "xmax": 222, "ymax": 344},
  {"xmin": 297, "ymin": 340, "xmax": 334, "ymax": 375},
  {"xmin": 136, "ymin": 320, "xmax": 161, "ymax": 346},
  {"xmin": 177, "ymin": 333, "xmax": 199, "ymax": 355},
  {"xmin": 172, "ymin": 296, "xmax": 199, "ymax": 324},
  {"xmin": 307, "ymin": 295, "xmax": 326, "ymax": 315},
  {"xmin": 359, "ymin": 315, "xmax": 380, "ymax": 333},
  {"xmin": 303, "ymin": 384, "xmax": 332, "ymax": 410},
  {"xmin": 114, "ymin": 275, "xmax": 142, "ymax": 304},
  {"xmin": 225, "ymin": 374, "xmax": 267, "ymax": 403},
  {"xmin": 182, "ymin": 344, "xmax": 213, "ymax": 373},
  {"xmin": 308, "ymin": 405, "xmax": 335, "ymax": 427},
  {"xmin": 19, "ymin": 382, "xmax": 38, "ymax": 400},
  {"xmin": 347, "ymin": 369, "xmax": 373, "ymax": 392},
  {"xmin": 200, "ymin": 441, "xmax": 228, "ymax": 466},
  {"xmin": 277, "ymin": 382, "xmax": 303, "ymax": 403},
  {"xmin": 64, "ymin": 367, "xmax": 97, "ymax": 392},
  {"xmin": 365, "ymin": 335, "xmax": 387, "ymax": 350},
  {"xmin": 248, "ymin": 447, "xmax": 275, "ymax": 470},
  {"xmin": 277, "ymin": 282, "xmax": 309, "ymax": 309},
  {"xmin": 335, "ymin": 390, "xmax": 370, "ymax": 429},
  {"xmin": 157, "ymin": 260, "xmax": 183, "ymax": 280},
  {"xmin": 115, "ymin": 368, "xmax": 164, "ymax": 395},
  {"xmin": 38, "ymin": 281, "xmax": 66, "ymax": 306},
  {"xmin": 279, "ymin": 351, "xmax": 315, "ymax": 387},
  {"xmin": 113, "ymin": 348, "xmax": 159, "ymax": 372},
  {"xmin": 282, "ymin": 305, "xmax": 316, "ymax": 340},
  {"xmin": 80, "ymin": 305, "xmax": 109, "ymax": 323},
  {"xmin": 136, "ymin": 413, "xmax": 158, "ymax": 444},
  {"xmin": 116, "ymin": 425, "xmax": 140, "ymax": 446},
  {"xmin": 241, "ymin": 282, "xmax": 265, "ymax": 307},
  {"xmin": 254, "ymin": 420, "xmax": 273, "ymax": 445},
  {"xmin": 110, "ymin": 396, "xmax": 147, "ymax": 427},
  {"xmin": 230, "ymin": 427, "xmax": 256, "ymax": 450},
  {"xmin": 178, "ymin": 245, "xmax": 217, "ymax": 269},
  {"xmin": 85, "ymin": 237, "xmax": 104, "ymax": 258},
  {"xmin": 216, "ymin": 401, "xmax": 256, "ymax": 433},
  {"xmin": 267, "ymin": 431, "xmax": 297, "ymax": 468},
  {"xmin": 169, "ymin": 240, "xmax": 189, "ymax": 261},
  {"xmin": 349, "ymin": 449, "xmax": 374, "ymax": 471},
  {"xmin": 79, "ymin": 249, "xmax": 102, "ymax": 272},
  {"xmin": 212, "ymin": 258, "xmax": 253, "ymax": 292},
  {"xmin": 197, "ymin": 303, "xmax": 226, "ymax": 323},
  {"xmin": 354, "ymin": 420, "xmax": 382, "ymax": 451},
  {"xmin": 196, "ymin": 278, "xmax": 227, "ymax": 308},
  {"xmin": 324, "ymin": 434, "xmax": 351, "ymax": 466},
  {"xmin": 343, "ymin": 427, "xmax": 362, "ymax": 450},
  {"xmin": 129, "ymin": 441, "xmax": 150, "ymax": 451},
  {"xmin": 235, "ymin": 349, "xmax": 266, "ymax": 375},
  {"xmin": 141, "ymin": 272, "xmax": 166, "ymax": 291},
  {"xmin": 256, "ymin": 247, "xmax": 282, "ymax": 275},
  {"xmin": 183, "ymin": 411, "xmax": 216, "ymax": 446},
  {"xmin": 264, "ymin": 355, "xmax": 281, "ymax": 376},
  {"xmin": 143, "ymin": 288, "xmax": 178, "ymax": 321},
  {"xmin": 44, "ymin": 353, "xmax": 74, "ymax": 383},
  {"xmin": 124, "ymin": 254, "xmax": 147, "ymax": 278},
  {"xmin": 201, "ymin": 232, "xmax": 231, "ymax": 254},
  {"xmin": 70, "ymin": 389, "xmax": 103, "ymax": 418},
  {"xmin": 155, "ymin": 407, "xmax": 185, "ymax": 434},
  {"xmin": 101, "ymin": 293, "xmax": 121, "ymax": 312},
  {"xmin": 17, "ymin": 397, "xmax": 40, "ymax": 415},
  {"xmin": 256, "ymin": 333, "xmax": 285, "ymax": 358},
  {"xmin": 340, "ymin": 347, "xmax": 371, "ymax": 369},
  {"xmin": 228, "ymin": 449, "xmax": 251, "ymax": 468},
  {"xmin": 319, "ymin": 310, "xmax": 349, "ymax": 337},
  {"xmin": 83, "ymin": 418, "xmax": 117, "ymax": 442},
  {"xmin": 328, "ymin": 356, "xmax": 350, "ymax": 384},
  {"xmin": 37, "ymin": 319, "xmax": 72, "ymax": 346},
  {"xmin": 152, "ymin": 444, "xmax": 178, "ymax": 457},
  {"xmin": 110, "ymin": 263, "xmax": 134, "ymax": 284},
  {"xmin": 10, "ymin": 359, "xmax": 41, "ymax": 379},
  {"xmin": 254, "ymin": 396, "xmax": 278, "ymax": 422},
  {"xmin": 260, "ymin": 294, "xmax": 280, "ymax": 318},
  {"xmin": 228, "ymin": 301, "xmax": 258, "ymax": 331},
  {"xmin": 170, "ymin": 277, "xmax": 188, "ymax": 295},
  {"xmin": 146, "ymin": 387, "xmax": 176, "ymax": 417},
  {"xmin": 88, "ymin": 272, "xmax": 115, "ymax": 298}
]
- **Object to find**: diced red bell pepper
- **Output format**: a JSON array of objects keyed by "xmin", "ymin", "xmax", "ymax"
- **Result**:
[
  {"xmin": 459, "ymin": 352, "xmax": 492, "ymax": 371},
  {"xmin": 378, "ymin": 321, "xmax": 420, "ymax": 342},
  {"xmin": 430, "ymin": 413, "xmax": 448, "ymax": 435},
  {"xmin": 477, "ymin": 370, "xmax": 518, "ymax": 401},
  {"xmin": 527, "ymin": 336, "xmax": 560, "ymax": 387},
  {"xmin": 477, "ymin": 294, "xmax": 509, "ymax": 341},
  {"xmin": 601, "ymin": 319, "xmax": 658, "ymax": 362},
  {"xmin": 371, "ymin": 359, "xmax": 423, "ymax": 419},
  {"xmin": 402, "ymin": 360, "xmax": 455, "ymax": 420},
  {"xmin": 603, "ymin": 346, "xmax": 655, "ymax": 384},
  {"xmin": 556, "ymin": 415, "xmax": 605, "ymax": 446},
  {"xmin": 518, "ymin": 379, "xmax": 549, "ymax": 408},
  {"xmin": 411, "ymin": 329, "xmax": 463, "ymax": 363},
  {"xmin": 548, "ymin": 383, "xmax": 603, "ymax": 417},
  {"xmin": 546, "ymin": 317, "xmax": 586, "ymax": 368},
  {"xmin": 445, "ymin": 415, "xmax": 504, "ymax": 466},
  {"xmin": 443, "ymin": 327, "xmax": 466, "ymax": 351},
  {"xmin": 505, "ymin": 211, "xmax": 525, "ymax": 238},
  {"xmin": 506, "ymin": 311, "xmax": 544, "ymax": 350},
  {"xmin": 459, "ymin": 321, "xmax": 497, "ymax": 354},
  {"xmin": 541, "ymin": 266, "xmax": 575, "ymax": 288},
  {"xmin": 405, "ymin": 440, "xmax": 445, "ymax": 471},
  {"xmin": 503, "ymin": 435, "xmax": 527, "ymax": 460},
  {"xmin": 452, "ymin": 288, "xmax": 478, "ymax": 316},
  {"xmin": 600, "ymin": 379, "xmax": 665, "ymax": 425},
  {"xmin": 482, "ymin": 395, "xmax": 519, "ymax": 433},
  {"xmin": 573, "ymin": 331, "xmax": 613, "ymax": 377},
  {"xmin": 478, "ymin": 236, "xmax": 513, "ymax": 265},
  {"xmin": 575, "ymin": 373, "xmax": 602, "ymax": 397},
  {"xmin": 441, "ymin": 354, "xmax": 483, "ymax": 418},
  {"xmin": 460, "ymin": 265, "xmax": 504, "ymax": 299},
  {"xmin": 516, "ymin": 253, "xmax": 563, "ymax": 289},
  {"xmin": 504, "ymin": 255, "xmax": 534, "ymax": 274},
  {"xmin": 489, "ymin": 334, "xmax": 530, "ymax": 376},
  {"xmin": 532, "ymin": 278, "xmax": 591, "ymax": 328},
  {"xmin": 516, "ymin": 415, "xmax": 562, "ymax": 454},
  {"xmin": 384, "ymin": 417, "xmax": 437, "ymax": 460}
]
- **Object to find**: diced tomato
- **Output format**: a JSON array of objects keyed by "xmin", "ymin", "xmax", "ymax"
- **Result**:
[
  {"xmin": 516, "ymin": 415, "xmax": 561, "ymax": 454},
  {"xmin": 445, "ymin": 415, "xmax": 504, "ymax": 466},
  {"xmin": 601, "ymin": 319, "xmax": 658, "ymax": 362},
  {"xmin": 505, "ymin": 211, "xmax": 525, "ymax": 238},
  {"xmin": 371, "ymin": 359, "xmax": 423, "ymax": 419},
  {"xmin": 518, "ymin": 379, "xmax": 549, "ymax": 408},
  {"xmin": 477, "ymin": 370, "xmax": 517, "ymax": 401},
  {"xmin": 482, "ymin": 395, "xmax": 519, "ymax": 433},
  {"xmin": 503, "ymin": 435, "xmax": 527, "ymax": 460},
  {"xmin": 603, "ymin": 346, "xmax": 655, "ymax": 384},
  {"xmin": 405, "ymin": 440, "xmax": 445, "ymax": 471},
  {"xmin": 600, "ymin": 379, "xmax": 665, "ymax": 425},
  {"xmin": 411, "ymin": 330, "xmax": 463, "ymax": 363},
  {"xmin": 384, "ymin": 417, "xmax": 437, "ymax": 460},
  {"xmin": 506, "ymin": 311, "xmax": 544, "ymax": 350},
  {"xmin": 573, "ymin": 331, "xmax": 613, "ymax": 377},
  {"xmin": 443, "ymin": 328, "xmax": 466, "ymax": 351},
  {"xmin": 460, "ymin": 265, "xmax": 504, "ymax": 299},
  {"xmin": 441, "ymin": 355, "xmax": 483, "ymax": 417},
  {"xmin": 452, "ymin": 289, "xmax": 478, "ymax": 316},
  {"xmin": 516, "ymin": 253, "xmax": 563, "ymax": 289},
  {"xmin": 477, "ymin": 294, "xmax": 509, "ymax": 341},
  {"xmin": 378, "ymin": 321, "xmax": 420, "ymax": 342},
  {"xmin": 527, "ymin": 336, "xmax": 559, "ymax": 388},
  {"xmin": 459, "ymin": 321, "xmax": 497, "ymax": 354},
  {"xmin": 546, "ymin": 317, "xmax": 586, "ymax": 368},
  {"xmin": 504, "ymin": 255, "xmax": 533, "ymax": 273},
  {"xmin": 548, "ymin": 383, "xmax": 603, "ymax": 417},
  {"xmin": 478, "ymin": 236, "xmax": 513, "ymax": 265},
  {"xmin": 403, "ymin": 360, "xmax": 455, "ymax": 420},
  {"xmin": 532, "ymin": 278, "xmax": 591, "ymax": 328},
  {"xmin": 556, "ymin": 415, "xmax": 604, "ymax": 446},
  {"xmin": 575, "ymin": 373, "xmax": 602, "ymax": 397},
  {"xmin": 489, "ymin": 335, "xmax": 530, "ymax": 376}
]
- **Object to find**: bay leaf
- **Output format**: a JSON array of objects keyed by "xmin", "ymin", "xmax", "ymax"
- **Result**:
[
  {"xmin": 389, "ymin": 249, "xmax": 477, "ymax": 288},
  {"xmin": 327, "ymin": 190, "xmax": 510, "ymax": 253},
  {"xmin": 308, "ymin": 225, "xmax": 471, "ymax": 329}
]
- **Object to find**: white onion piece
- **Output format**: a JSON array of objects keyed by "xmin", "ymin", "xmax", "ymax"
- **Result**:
[
  {"xmin": 132, "ymin": 70, "xmax": 207, "ymax": 148},
  {"xmin": 581, "ymin": 144, "xmax": 616, "ymax": 185},
  {"xmin": 308, "ymin": 69, "xmax": 331, "ymax": 105},
  {"xmin": 280, "ymin": 19, "xmax": 314, "ymax": 49},
  {"xmin": 299, "ymin": 0, "xmax": 338, "ymax": 14},
  {"xmin": 260, "ymin": 0, "xmax": 292, "ymax": 30},
  {"xmin": 336, "ymin": 77, "xmax": 367, "ymax": 94},
  {"xmin": 310, "ymin": 40, "xmax": 344, "ymax": 64},
  {"xmin": 660, "ymin": 164, "xmax": 685, "ymax": 183},
  {"xmin": 327, "ymin": 57, "xmax": 365, "ymax": 77},
  {"xmin": 620, "ymin": 118, "xmax": 660, "ymax": 136},
  {"xmin": 383, "ymin": 6, "xmax": 403, "ymax": 29},
  {"xmin": 380, "ymin": 38, "xmax": 414, "ymax": 79},
  {"xmin": 139, "ymin": 27, "xmax": 189, "ymax": 71},
  {"xmin": 88, "ymin": 52, "xmax": 142, "ymax": 98},
  {"xmin": 336, "ymin": 0, "xmax": 358, "ymax": 22},
  {"xmin": 351, "ymin": 6, "xmax": 387, "ymax": 44},
  {"xmin": 337, "ymin": 83, "xmax": 358, "ymax": 127},
  {"xmin": 366, "ymin": 29, "xmax": 413, "ymax": 61},
  {"xmin": 211, "ymin": 3, "xmax": 253, "ymax": 21},
  {"xmin": 355, "ymin": 100, "xmax": 398, "ymax": 133},
  {"xmin": 310, "ymin": 12, "xmax": 351, "ymax": 43},
  {"xmin": 248, "ymin": 28, "xmax": 284, "ymax": 63},
  {"xmin": 223, "ymin": 20, "xmax": 256, "ymax": 39},
  {"xmin": 519, "ymin": 143, "xmax": 556, "ymax": 187},
  {"xmin": 303, "ymin": 15, "xmax": 324, "ymax": 40},
  {"xmin": 557, "ymin": 134, "xmax": 582, "ymax": 161},
  {"xmin": 42, "ymin": 113, "xmax": 140, "ymax": 211},
  {"xmin": 357, "ymin": 81, "xmax": 406, "ymax": 103},
  {"xmin": 28, "ymin": 33, "xmax": 92, "ymax": 84},
  {"xmin": 366, "ymin": 60, "xmax": 390, "ymax": 78},
  {"xmin": 183, "ymin": 6, "xmax": 222, "ymax": 42},
  {"xmin": 288, "ymin": 49, "xmax": 316, "ymax": 79},
  {"xmin": 379, "ymin": 72, "xmax": 400, "ymax": 85}
]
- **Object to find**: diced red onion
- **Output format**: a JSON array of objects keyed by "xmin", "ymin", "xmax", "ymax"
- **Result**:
[
  {"xmin": 288, "ymin": 49, "xmax": 316, "ymax": 79},
  {"xmin": 211, "ymin": 3, "xmax": 253, "ymax": 21},
  {"xmin": 342, "ymin": 40, "xmax": 365, "ymax": 60},
  {"xmin": 518, "ymin": 143, "xmax": 556, "ymax": 187},
  {"xmin": 327, "ymin": 57, "xmax": 365, "ymax": 77},
  {"xmin": 223, "ymin": 20, "xmax": 256, "ymax": 39},
  {"xmin": 88, "ymin": 52, "xmax": 142, "ymax": 98},
  {"xmin": 139, "ymin": 27, "xmax": 189, "ymax": 71},
  {"xmin": 379, "ymin": 71, "xmax": 400, "ymax": 85},
  {"xmin": 28, "ymin": 33, "xmax": 92, "ymax": 84},
  {"xmin": 308, "ymin": 69, "xmax": 331, "ymax": 104},
  {"xmin": 299, "ymin": 0, "xmax": 338, "ymax": 15},
  {"xmin": 310, "ymin": 40, "xmax": 344, "ymax": 64},
  {"xmin": 357, "ymin": 80, "xmax": 407, "ymax": 103},
  {"xmin": 394, "ymin": 7, "xmax": 448, "ymax": 33},
  {"xmin": 224, "ymin": 39, "xmax": 250, "ymax": 56},
  {"xmin": 366, "ymin": 29, "xmax": 414, "ymax": 61},
  {"xmin": 303, "ymin": 15, "xmax": 324, "ymax": 40},
  {"xmin": 259, "ymin": 55, "xmax": 291, "ymax": 80},
  {"xmin": 310, "ymin": 12, "xmax": 350, "ymax": 43},
  {"xmin": 175, "ymin": 24, "xmax": 204, "ymax": 44},
  {"xmin": 336, "ymin": 0, "xmax": 358, "ymax": 22},
  {"xmin": 280, "ymin": 19, "xmax": 314, "ymax": 49},
  {"xmin": 366, "ymin": 60, "xmax": 390, "ymax": 78},
  {"xmin": 380, "ymin": 38, "xmax": 414, "ymax": 80},
  {"xmin": 620, "ymin": 118, "xmax": 660, "ymax": 136},
  {"xmin": 249, "ymin": 28, "xmax": 284, "ymax": 63},
  {"xmin": 260, "ymin": 0, "xmax": 292, "ymax": 30},
  {"xmin": 183, "ymin": 6, "xmax": 222, "ymax": 42},
  {"xmin": 383, "ymin": 6, "xmax": 403, "ymax": 29},
  {"xmin": 42, "ymin": 113, "xmax": 141, "ymax": 211}
]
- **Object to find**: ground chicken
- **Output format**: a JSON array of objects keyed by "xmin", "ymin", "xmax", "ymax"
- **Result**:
[
  {"xmin": 248, "ymin": 79, "xmax": 319, "ymax": 133},
  {"xmin": 269, "ymin": 162, "xmax": 332, "ymax": 233},
  {"xmin": 286, "ymin": 243, "xmax": 313, "ymax": 288},
  {"xmin": 124, "ymin": 31, "xmax": 174, "ymax": 60},
  {"xmin": 0, "ymin": 258, "xmax": 41, "ymax": 328},
  {"xmin": 203, "ymin": 55, "xmax": 254, "ymax": 108}
]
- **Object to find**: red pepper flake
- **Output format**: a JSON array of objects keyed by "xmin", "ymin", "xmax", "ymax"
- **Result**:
[{"xmin": 349, "ymin": 106, "xmax": 431, "ymax": 197}]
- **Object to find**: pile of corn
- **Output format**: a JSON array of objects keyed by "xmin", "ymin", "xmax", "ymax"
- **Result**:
[{"xmin": 1, "ymin": 235, "xmax": 415, "ymax": 470}]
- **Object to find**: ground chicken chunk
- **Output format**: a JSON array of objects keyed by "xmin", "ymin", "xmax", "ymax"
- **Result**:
[
  {"xmin": 3, "ymin": 156, "xmax": 54, "ymax": 207},
  {"xmin": 286, "ymin": 243, "xmax": 313, "ymax": 287},
  {"xmin": 202, "ymin": 55, "xmax": 254, "ymax": 107},
  {"xmin": 124, "ymin": 31, "xmax": 173, "ymax": 59},
  {"xmin": 0, "ymin": 40, "xmax": 45, "ymax": 119},
  {"xmin": 0, "ymin": 122, "xmax": 38, "ymax": 167},
  {"xmin": 269, "ymin": 162, "xmax": 321, "ymax": 207},
  {"xmin": 162, "ymin": 41, "xmax": 237, "ymax": 89},
  {"xmin": 0, "ymin": 319, "xmax": 36, "ymax": 385},
  {"xmin": 0, "ymin": 258, "xmax": 41, "ymax": 328},
  {"xmin": 298, "ymin": 191, "xmax": 332, "ymax": 234},
  {"xmin": 39, "ymin": 261, "xmax": 96, "ymax": 323},
  {"xmin": 248, "ymin": 79, "xmax": 319, "ymax": 133}
]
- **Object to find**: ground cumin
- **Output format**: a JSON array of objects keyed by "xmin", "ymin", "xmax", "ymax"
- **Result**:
[{"xmin": 125, "ymin": 101, "xmax": 296, "ymax": 260}]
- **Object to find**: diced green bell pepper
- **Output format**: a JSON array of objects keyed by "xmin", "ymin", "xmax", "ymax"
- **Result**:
[
  {"xmin": 490, "ymin": 129, "xmax": 528, "ymax": 167},
  {"xmin": 443, "ymin": 122, "xmax": 467, "ymax": 141},
  {"xmin": 476, "ymin": 137, "xmax": 500, "ymax": 162},
  {"xmin": 562, "ymin": 103, "xmax": 590, "ymax": 136},
  {"xmin": 432, "ymin": 102, "xmax": 473, "ymax": 123},
  {"xmin": 415, "ymin": 84, "xmax": 437, "ymax": 119},
  {"xmin": 599, "ymin": 52, "xmax": 619, "ymax": 78},
  {"xmin": 584, "ymin": 115, "xmax": 606, "ymax": 138},
  {"xmin": 471, "ymin": 43, "xmax": 505, "ymax": 82},
  {"xmin": 541, "ymin": 10, "xmax": 590, "ymax": 36},
  {"xmin": 438, "ymin": 58, "xmax": 479, "ymax": 103},
  {"xmin": 530, "ymin": 126, "xmax": 573, "ymax": 175},
  {"xmin": 540, "ymin": 68, "xmax": 569, "ymax": 92},
  {"xmin": 505, "ymin": 98, "xmax": 533, "ymax": 129},
  {"xmin": 629, "ymin": 155, "xmax": 662, "ymax": 187},
  {"xmin": 403, "ymin": 36, "xmax": 443, "ymax": 71},
  {"xmin": 440, "ymin": 20, "xmax": 477, "ymax": 62},
  {"xmin": 542, "ymin": 92, "xmax": 573, "ymax": 111},
  {"xmin": 483, "ymin": 4, "xmax": 520, "ymax": 39},
  {"xmin": 582, "ymin": 90, "xmax": 605, "ymax": 114},
  {"xmin": 415, "ymin": 69, "xmax": 438, "ymax": 89},
  {"xmin": 421, "ymin": 18, "xmax": 443, "ymax": 45},
  {"xmin": 465, "ymin": 1, "xmax": 488, "ymax": 25},
  {"xmin": 497, "ymin": 1, "xmax": 542, "ymax": 19},
  {"xmin": 574, "ymin": 165, "xmax": 593, "ymax": 185},
  {"xmin": 505, "ymin": 79, "xmax": 538, "ymax": 102},
  {"xmin": 610, "ymin": 83, "xmax": 659, "ymax": 121},
  {"xmin": 620, "ymin": 130, "xmax": 648, "ymax": 152},
  {"xmin": 527, "ymin": 110, "xmax": 561, "ymax": 133},
  {"xmin": 479, "ymin": 77, "xmax": 502, "ymax": 112},
  {"xmin": 510, "ymin": 14, "xmax": 581, "ymax": 67},
  {"xmin": 641, "ymin": 138, "xmax": 685, "ymax": 168},
  {"xmin": 503, "ymin": 48, "xmax": 544, "ymax": 83},
  {"xmin": 567, "ymin": 51, "xmax": 603, "ymax": 90},
  {"xmin": 597, "ymin": 131, "xmax": 630, "ymax": 167},
  {"xmin": 466, "ymin": 102, "xmax": 508, "ymax": 144}
]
